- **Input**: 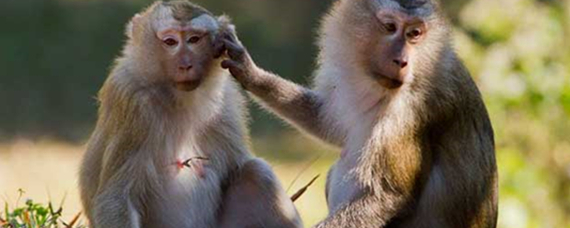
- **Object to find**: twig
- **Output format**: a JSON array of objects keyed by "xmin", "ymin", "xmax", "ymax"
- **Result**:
[
  {"xmin": 180, "ymin": 156, "xmax": 209, "ymax": 168},
  {"xmin": 290, "ymin": 174, "xmax": 320, "ymax": 202},
  {"xmin": 286, "ymin": 153, "xmax": 324, "ymax": 193}
]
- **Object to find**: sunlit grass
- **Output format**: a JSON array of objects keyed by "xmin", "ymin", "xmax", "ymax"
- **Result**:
[
  {"xmin": 1, "ymin": 189, "xmax": 84, "ymax": 228},
  {"xmin": 1, "ymin": 129, "xmax": 569, "ymax": 227},
  {"xmin": 0, "ymin": 136, "xmax": 334, "ymax": 227}
]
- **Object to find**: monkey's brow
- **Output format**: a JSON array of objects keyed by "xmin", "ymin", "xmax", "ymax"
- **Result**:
[{"xmin": 158, "ymin": 27, "xmax": 208, "ymax": 36}]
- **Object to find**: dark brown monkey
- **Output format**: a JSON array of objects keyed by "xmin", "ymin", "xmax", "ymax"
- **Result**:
[
  {"xmin": 78, "ymin": 1, "xmax": 303, "ymax": 228},
  {"xmin": 219, "ymin": 0, "xmax": 498, "ymax": 227}
]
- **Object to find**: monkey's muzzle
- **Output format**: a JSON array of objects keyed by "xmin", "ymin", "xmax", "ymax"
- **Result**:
[
  {"xmin": 175, "ymin": 80, "xmax": 202, "ymax": 91},
  {"xmin": 373, "ymin": 72, "xmax": 404, "ymax": 89}
]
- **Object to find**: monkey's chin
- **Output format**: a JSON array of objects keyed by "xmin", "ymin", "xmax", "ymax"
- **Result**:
[{"xmin": 175, "ymin": 80, "xmax": 201, "ymax": 92}]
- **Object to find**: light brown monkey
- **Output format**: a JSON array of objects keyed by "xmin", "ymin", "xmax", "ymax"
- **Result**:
[
  {"xmin": 78, "ymin": 1, "xmax": 302, "ymax": 228},
  {"xmin": 219, "ymin": 0, "xmax": 498, "ymax": 227}
]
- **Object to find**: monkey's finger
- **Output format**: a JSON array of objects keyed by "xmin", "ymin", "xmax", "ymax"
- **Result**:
[
  {"xmin": 221, "ymin": 60, "xmax": 245, "ymax": 77},
  {"xmin": 222, "ymin": 31, "xmax": 238, "ymax": 43},
  {"xmin": 213, "ymin": 40, "xmax": 226, "ymax": 59},
  {"xmin": 221, "ymin": 32, "xmax": 242, "ymax": 49},
  {"xmin": 221, "ymin": 60, "xmax": 238, "ymax": 70},
  {"xmin": 222, "ymin": 39, "xmax": 245, "ymax": 60}
]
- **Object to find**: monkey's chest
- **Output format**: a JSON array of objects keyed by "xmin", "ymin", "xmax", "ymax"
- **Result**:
[
  {"xmin": 326, "ymin": 149, "xmax": 364, "ymax": 214},
  {"xmin": 145, "ymin": 155, "xmax": 224, "ymax": 228}
]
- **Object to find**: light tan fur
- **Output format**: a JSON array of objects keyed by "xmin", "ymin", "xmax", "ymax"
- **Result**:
[
  {"xmin": 79, "ymin": 1, "xmax": 302, "ymax": 228},
  {"xmin": 220, "ymin": 0, "xmax": 497, "ymax": 227}
]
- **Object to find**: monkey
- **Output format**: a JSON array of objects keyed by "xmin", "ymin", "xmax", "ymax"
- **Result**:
[
  {"xmin": 218, "ymin": 0, "xmax": 498, "ymax": 227},
  {"xmin": 78, "ymin": 1, "xmax": 303, "ymax": 228}
]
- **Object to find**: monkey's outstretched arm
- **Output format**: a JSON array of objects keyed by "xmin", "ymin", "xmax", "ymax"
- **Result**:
[
  {"xmin": 232, "ymin": 67, "xmax": 342, "ymax": 146},
  {"xmin": 219, "ymin": 34, "xmax": 345, "ymax": 146}
]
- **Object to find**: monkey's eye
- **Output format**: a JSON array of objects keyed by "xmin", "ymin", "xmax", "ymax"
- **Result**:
[
  {"xmin": 406, "ymin": 28, "xmax": 423, "ymax": 41},
  {"xmin": 163, "ymin": 38, "xmax": 179, "ymax": 46},
  {"xmin": 383, "ymin": 22, "xmax": 398, "ymax": 34},
  {"xmin": 188, "ymin": 36, "xmax": 201, "ymax": 44}
]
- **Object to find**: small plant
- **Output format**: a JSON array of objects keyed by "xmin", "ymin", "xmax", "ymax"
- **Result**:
[{"xmin": 0, "ymin": 190, "xmax": 85, "ymax": 228}]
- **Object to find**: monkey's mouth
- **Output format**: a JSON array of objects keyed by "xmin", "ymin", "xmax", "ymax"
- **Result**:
[
  {"xmin": 174, "ymin": 72, "xmax": 203, "ymax": 92},
  {"xmin": 371, "ymin": 72, "xmax": 403, "ymax": 89},
  {"xmin": 175, "ymin": 80, "xmax": 202, "ymax": 91}
]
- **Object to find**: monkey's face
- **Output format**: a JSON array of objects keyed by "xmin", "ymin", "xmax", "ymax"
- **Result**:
[
  {"xmin": 153, "ymin": 13, "xmax": 220, "ymax": 92},
  {"xmin": 345, "ymin": 0, "xmax": 432, "ymax": 89},
  {"xmin": 364, "ymin": 8, "xmax": 426, "ymax": 89}
]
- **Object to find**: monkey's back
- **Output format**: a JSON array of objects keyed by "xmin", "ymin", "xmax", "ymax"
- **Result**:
[{"xmin": 403, "ymin": 58, "xmax": 498, "ymax": 228}]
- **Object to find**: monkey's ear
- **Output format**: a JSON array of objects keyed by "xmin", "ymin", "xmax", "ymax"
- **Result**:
[
  {"xmin": 126, "ymin": 13, "xmax": 143, "ymax": 38},
  {"xmin": 217, "ymin": 15, "xmax": 236, "ymax": 35}
]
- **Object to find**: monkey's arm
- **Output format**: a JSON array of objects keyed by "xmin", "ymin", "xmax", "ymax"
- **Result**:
[
  {"xmin": 91, "ymin": 169, "xmax": 142, "ymax": 228},
  {"xmin": 234, "ymin": 68, "xmax": 343, "ymax": 146},
  {"xmin": 86, "ymin": 80, "xmax": 164, "ymax": 228},
  {"xmin": 218, "ymin": 158, "xmax": 303, "ymax": 228},
  {"xmin": 219, "ymin": 34, "xmax": 345, "ymax": 146},
  {"xmin": 315, "ymin": 190, "xmax": 407, "ymax": 228},
  {"xmin": 318, "ymin": 143, "xmax": 430, "ymax": 228},
  {"xmin": 89, "ymin": 131, "xmax": 147, "ymax": 228},
  {"xmin": 79, "ymin": 130, "xmax": 108, "ymax": 224}
]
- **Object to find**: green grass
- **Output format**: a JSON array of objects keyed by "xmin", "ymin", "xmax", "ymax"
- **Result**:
[{"xmin": 1, "ymin": 190, "xmax": 84, "ymax": 228}]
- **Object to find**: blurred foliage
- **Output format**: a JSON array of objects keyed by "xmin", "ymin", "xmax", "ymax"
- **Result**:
[
  {"xmin": 0, "ymin": 0, "xmax": 569, "ymax": 227},
  {"xmin": 0, "ymin": 0, "xmax": 332, "ymax": 140},
  {"xmin": 454, "ymin": 0, "xmax": 570, "ymax": 227}
]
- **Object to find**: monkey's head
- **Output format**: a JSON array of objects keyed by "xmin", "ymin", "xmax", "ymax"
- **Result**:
[
  {"xmin": 324, "ymin": 0, "xmax": 446, "ymax": 89},
  {"xmin": 126, "ymin": 1, "xmax": 232, "ymax": 92}
]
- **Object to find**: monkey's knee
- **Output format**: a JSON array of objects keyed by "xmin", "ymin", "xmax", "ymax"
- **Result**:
[{"xmin": 218, "ymin": 158, "xmax": 303, "ymax": 228}]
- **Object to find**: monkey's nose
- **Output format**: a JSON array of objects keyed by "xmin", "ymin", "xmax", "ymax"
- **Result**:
[
  {"xmin": 393, "ymin": 59, "xmax": 408, "ymax": 68},
  {"xmin": 179, "ymin": 65, "xmax": 193, "ymax": 71}
]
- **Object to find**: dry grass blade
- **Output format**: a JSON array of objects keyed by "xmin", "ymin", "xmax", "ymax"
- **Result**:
[
  {"xmin": 290, "ymin": 174, "xmax": 320, "ymax": 202},
  {"xmin": 63, "ymin": 211, "xmax": 82, "ymax": 228},
  {"xmin": 286, "ymin": 154, "xmax": 323, "ymax": 193}
]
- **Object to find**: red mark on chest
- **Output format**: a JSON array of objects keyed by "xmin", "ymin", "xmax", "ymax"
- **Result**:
[
  {"xmin": 175, "ymin": 156, "xmax": 209, "ymax": 178},
  {"xmin": 175, "ymin": 160, "xmax": 185, "ymax": 170}
]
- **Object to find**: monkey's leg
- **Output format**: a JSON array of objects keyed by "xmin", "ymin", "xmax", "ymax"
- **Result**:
[{"xmin": 218, "ymin": 158, "xmax": 303, "ymax": 228}]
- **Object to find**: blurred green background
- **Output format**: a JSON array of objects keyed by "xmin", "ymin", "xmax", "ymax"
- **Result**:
[{"xmin": 0, "ymin": 0, "xmax": 569, "ymax": 227}]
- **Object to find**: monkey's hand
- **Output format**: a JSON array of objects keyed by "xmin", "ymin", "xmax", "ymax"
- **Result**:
[{"xmin": 217, "ymin": 33, "xmax": 265, "ymax": 90}]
